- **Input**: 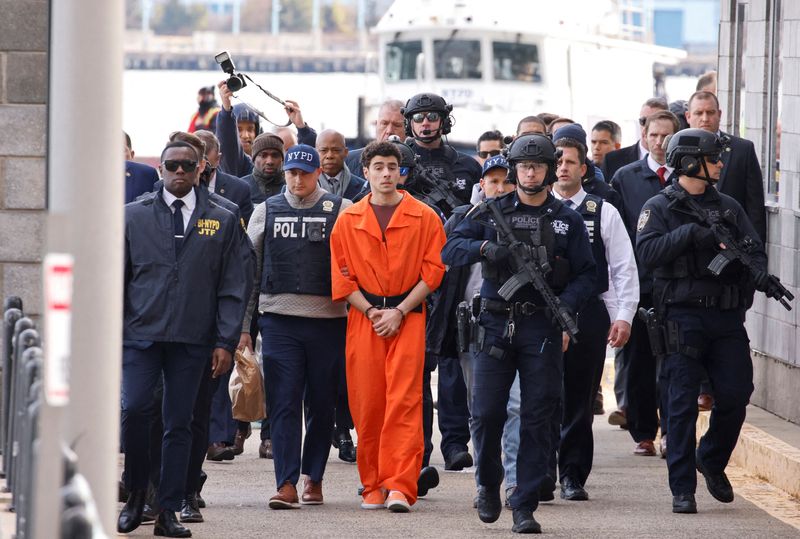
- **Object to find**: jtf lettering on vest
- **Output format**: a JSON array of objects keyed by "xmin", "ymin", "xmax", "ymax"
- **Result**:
[
  {"xmin": 273, "ymin": 216, "xmax": 329, "ymax": 239},
  {"xmin": 196, "ymin": 218, "xmax": 221, "ymax": 236}
]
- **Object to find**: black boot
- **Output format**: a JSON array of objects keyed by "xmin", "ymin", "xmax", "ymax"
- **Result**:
[
  {"xmin": 511, "ymin": 508, "xmax": 542, "ymax": 534},
  {"xmin": 180, "ymin": 492, "xmax": 203, "ymax": 523},
  {"xmin": 334, "ymin": 430, "xmax": 357, "ymax": 463},
  {"xmin": 417, "ymin": 466, "xmax": 439, "ymax": 497},
  {"xmin": 117, "ymin": 488, "xmax": 146, "ymax": 533},
  {"xmin": 154, "ymin": 510, "xmax": 192, "ymax": 537},
  {"xmin": 476, "ymin": 486, "xmax": 502, "ymax": 523}
]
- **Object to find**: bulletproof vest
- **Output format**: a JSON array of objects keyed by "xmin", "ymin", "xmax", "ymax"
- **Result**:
[
  {"xmin": 262, "ymin": 193, "xmax": 341, "ymax": 296},
  {"xmin": 481, "ymin": 207, "xmax": 569, "ymax": 293},
  {"xmin": 416, "ymin": 144, "xmax": 457, "ymax": 185},
  {"xmin": 576, "ymin": 194, "xmax": 609, "ymax": 294}
]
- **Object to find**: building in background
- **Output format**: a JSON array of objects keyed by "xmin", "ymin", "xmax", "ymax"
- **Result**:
[{"xmin": 718, "ymin": 0, "xmax": 800, "ymax": 424}]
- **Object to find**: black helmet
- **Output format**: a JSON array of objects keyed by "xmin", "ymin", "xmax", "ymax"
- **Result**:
[
  {"xmin": 386, "ymin": 135, "xmax": 416, "ymax": 169},
  {"xmin": 401, "ymin": 93, "xmax": 454, "ymax": 140},
  {"xmin": 505, "ymin": 134, "xmax": 558, "ymax": 189},
  {"xmin": 666, "ymin": 128, "xmax": 729, "ymax": 181}
]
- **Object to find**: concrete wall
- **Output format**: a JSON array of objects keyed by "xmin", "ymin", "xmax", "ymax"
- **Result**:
[
  {"xmin": 719, "ymin": 0, "xmax": 800, "ymax": 424},
  {"xmin": 0, "ymin": 1, "xmax": 49, "ymax": 317}
]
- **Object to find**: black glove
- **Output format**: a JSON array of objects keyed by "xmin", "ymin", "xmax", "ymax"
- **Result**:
[
  {"xmin": 482, "ymin": 242, "xmax": 511, "ymax": 263},
  {"xmin": 753, "ymin": 270, "xmax": 770, "ymax": 291},
  {"xmin": 691, "ymin": 223, "xmax": 717, "ymax": 249}
]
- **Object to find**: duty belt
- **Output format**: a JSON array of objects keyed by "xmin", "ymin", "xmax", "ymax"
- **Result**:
[
  {"xmin": 360, "ymin": 287, "xmax": 423, "ymax": 313},
  {"xmin": 481, "ymin": 298, "xmax": 544, "ymax": 317},
  {"xmin": 668, "ymin": 295, "xmax": 736, "ymax": 310}
]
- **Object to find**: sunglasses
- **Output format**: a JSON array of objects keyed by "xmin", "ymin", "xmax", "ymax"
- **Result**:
[
  {"xmin": 411, "ymin": 111, "xmax": 441, "ymax": 123},
  {"xmin": 638, "ymin": 117, "xmax": 647, "ymax": 126},
  {"xmin": 478, "ymin": 150, "xmax": 502, "ymax": 159},
  {"xmin": 162, "ymin": 160, "xmax": 198, "ymax": 172},
  {"xmin": 706, "ymin": 153, "xmax": 724, "ymax": 164},
  {"xmin": 399, "ymin": 166, "xmax": 410, "ymax": 176}
]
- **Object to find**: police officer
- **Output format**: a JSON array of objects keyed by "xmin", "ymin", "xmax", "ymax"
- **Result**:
[
  {"xmin": 238, "ymin": 144, "xmax": 351, "ymax": 509},
  {"xmin": 118, "ymin": 141, "xmax": 247, "ymax": 537},
  {"xmin": 636, "ymin": 129, "xmax": 766, "ymax": 514},
  {"xmin": 402, "ymin": 93, "xmax": 482, "ymax": 215},
  {"xmin": 442, "ymin": 134, "xmax": 596, "ymax": 534},
  {"xmin": 551, "ymin": 137, "xmax": 639, "ymax": 501}
]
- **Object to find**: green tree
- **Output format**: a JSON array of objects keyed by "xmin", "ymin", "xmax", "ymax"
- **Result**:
[
  {"xmin": 280, "ymin": 0, "xmax": 312, "ymax": 32},
  {"xmin": 152, "ymin": 0, "xmax": 207, "ymax": 35}
]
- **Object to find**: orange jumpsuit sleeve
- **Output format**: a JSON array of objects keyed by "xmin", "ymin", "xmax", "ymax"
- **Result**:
[
  {"xmin": 418, "ymin": 209, "xmax": 447, "ymax": 292},
  {"xmin": 330, "ymin": 215, "xmax": 359, "ymax": 302}
]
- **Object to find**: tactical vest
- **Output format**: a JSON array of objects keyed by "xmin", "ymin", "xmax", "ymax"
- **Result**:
[
  {"xmin": 481, "ymin": 206, "xmax": 570, "ymax": 293},
  {"xmin": 262, "ymin": 193, "xmax": 341, "ymax": 296},
  {"xmin": 417, "ymin": 144, "xmax": 457, "ymax": 185},
  {"xmin": 576, "ymin": 194, "xmax": 609, "ymax": 295}
]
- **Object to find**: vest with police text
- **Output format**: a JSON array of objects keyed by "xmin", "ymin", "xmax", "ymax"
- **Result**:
[{"xmin": 262, "ymin": 193, "xmax": 342, "ymax": 296}]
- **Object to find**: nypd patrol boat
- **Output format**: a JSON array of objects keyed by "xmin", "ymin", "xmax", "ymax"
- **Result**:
[{"xmin": 374, "ymin": 0, "xmax": 686, "ymax": 143}]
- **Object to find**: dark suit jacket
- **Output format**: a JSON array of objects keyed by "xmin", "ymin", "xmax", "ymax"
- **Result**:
[
  {"xmin": 602, "ymin": 142, "xmax": 640, "ymax": 183},
  {"xmin": 214, "ymin": 170, "xmax": 254, "ymax": 225},
  {"xmin": 717, "ymin": 133, "xmax": 767, "ymax": 242},
  {"xmin": 125, "ymin": 161, "xmax": 159, "ymax": 204}
]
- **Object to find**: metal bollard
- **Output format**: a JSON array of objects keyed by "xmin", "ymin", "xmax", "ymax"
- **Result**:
[
  {"xmin": 7, "ymin": 325, "xmax": 39, "ymax": 500},
  {"xmin": 16, "ymin": 373, "xmax": 42, "ymax": 539},
  {"xmin": 2, "ymin": 304, "xmax": 23, "ymax": 471}
]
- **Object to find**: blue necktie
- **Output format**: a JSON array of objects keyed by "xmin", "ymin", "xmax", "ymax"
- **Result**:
[
  {"xmin": 172, "ymin": 199, "xmax": 185, "ymax": 254},
  {"xmin": 564, "ymin": 199, "xmax": 574, "ymax": 208}
]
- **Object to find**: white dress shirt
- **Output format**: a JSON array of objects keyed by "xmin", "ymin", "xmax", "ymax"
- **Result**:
[
  {"xmin": 638, "ymin": 140, "xmax": 648, "ymax": 160},
  {"xmin": 207, "ymin": 170, "xmax": 217, "ymax": 194},
  {"xmin": 646, "ymin": 153, "xmax": 674, "ymax": 177},
  {"xmin": 162, "ymin": 187, "xmax": 196, "ymax": 231},
  {"xmin": 555, "ymin": 187, "xmax": 640, "ymax": 324}
]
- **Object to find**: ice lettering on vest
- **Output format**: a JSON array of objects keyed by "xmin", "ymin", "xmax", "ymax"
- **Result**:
[{"xmin": 552, "ymin": 220, "xmax": 569, "ymax": 235}]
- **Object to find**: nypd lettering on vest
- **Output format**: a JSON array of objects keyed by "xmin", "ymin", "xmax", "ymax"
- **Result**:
[{"xmin": 262, "ymin": 193, "xmax": 342, "ymax": 296}]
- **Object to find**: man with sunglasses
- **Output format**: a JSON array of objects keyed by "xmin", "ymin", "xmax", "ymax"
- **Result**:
[
  {"xmin": 602, "ymin": 97, "xmax": 668, "ymax": 181},
  {"xmin": 402, "ymin": 93, "xmax": 482, "ymax": 217},
  {"xmin": 636, "ymin": 129, "xmax": 766, "ymax": 514},
  {"xmin": 119, "ymin": 141, "xmax": 247, "ymax": 537},
  {"xmin": 476, "ymin": 130, "xmax": 505, "ymax": 166}
]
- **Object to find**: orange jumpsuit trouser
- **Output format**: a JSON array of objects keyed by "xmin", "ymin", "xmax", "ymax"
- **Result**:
[{"xmin": 346, "ymin": 309, "xmax": 424, "ymax": 504}]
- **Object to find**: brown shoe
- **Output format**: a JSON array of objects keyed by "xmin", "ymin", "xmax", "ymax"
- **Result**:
[
  {"xmin": 259, "ymin": 439, "xmax": 273, "ymax": 459},
  {"xmin": 233, "ymin": 425, "xmax": 252, "ymax": 456},
  {"xmin": 206, "ymin": 442, "xmax": 234, "ymax": 461},
  {"xmin": 698, "ymin": 393, "xmax": 714, "ymax": 411},
  {"xmin": 269, "ymin": 482, "xmax": 299, "ymax": 509},
  {"xmin": 301, "ymin": 479, "xmax": 323, "ymax": 505},
  {"xmin": 634, "ymin": 440, "xmax": 656, "ymax": 456},
  {"xmin": 607, "ymin": 409, "xmax": 628, "ymax": 429}
]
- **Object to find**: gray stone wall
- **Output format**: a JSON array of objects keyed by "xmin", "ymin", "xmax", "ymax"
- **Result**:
[
  {"xmin": 720, "ymin": 0, "xmax": 800, "ymax": 423},
  {"xmin": 0, "ymin": 1, "xmax": 49, "ymax": 316}
]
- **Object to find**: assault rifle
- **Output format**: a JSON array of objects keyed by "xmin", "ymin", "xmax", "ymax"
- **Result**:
[
  {"xmin": 412, "ymin": 159, "xmax": 463, "ymax": 216},
  {"xmin": 667, "ymin": 188, "xmax": 794, "ymax": 310},
  {"xmin": 484, "ymin": 199, "xmax": 580, "ymax": 342}
]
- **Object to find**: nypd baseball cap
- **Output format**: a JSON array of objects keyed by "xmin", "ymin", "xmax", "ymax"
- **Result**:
[
  {"xmin": 482, "ymin": 155, "xmax": 510, "ymax": 176},
  {"xmin": 284, "ymin": 144, "xmax": 320, "ymax": 172}
]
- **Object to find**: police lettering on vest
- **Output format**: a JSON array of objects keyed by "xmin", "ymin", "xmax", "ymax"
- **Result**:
[{"xmin": 262, "ymin": 193, "xmax": 342, "ymax": 296}]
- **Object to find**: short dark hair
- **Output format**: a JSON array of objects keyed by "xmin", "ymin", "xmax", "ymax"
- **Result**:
[
  {"xmin": 124, "ymin": 131, "xmax": 132, "ymax": 150},
  {"xmin": 696, "ymin": 70, "xmax": 717, "ymax": 91},
  {"xmin": 160, "ymin": 141, "xmax": 198, "ymax": 161},
  {"xmin": 643, "ymin": 97, "xmax": 669, "ymax": 111},
  {"xmin": 516, "ymin": 115, "xmax": 547, "ymax": 136},
  {"xmin": 644, "ymin": 110, "xmax": 680, "ymax": 134},
  {"xmin": 360, "ymin": 141, "xmax": 402, "ymax": 169},
  {"xmin": 687, "ymin": 90, "xmax": 720, "ymax": 111},
  {"xmin": 536, "ymin": 112, "xmax": 559, "ymax": 126},
  {"xmin": 169, "ymin": 131, "xmax": 205, "ymax": 160},
  {"xmin": 476, "ymin": 130, "xmax": 504, "ymax": 150},
  {"xmin": 591, "ymin": 120, "xmax": 621, "ymax": 143},
  {"xmin": 194, "ymin": 130, "xmax": 220, "ymax": 154},
  {"xmin": 554, "ymin": 138, "xmax": 586, "ymax": 164},
  {"xmin": 547, "ymin": 117, "xmax": 574, "ymax": 134}
]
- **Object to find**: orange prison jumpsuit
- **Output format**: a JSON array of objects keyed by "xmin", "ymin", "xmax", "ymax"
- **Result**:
[{"xmin": 330, "ymin": 193, "xmax": 446, "ymax": 504}]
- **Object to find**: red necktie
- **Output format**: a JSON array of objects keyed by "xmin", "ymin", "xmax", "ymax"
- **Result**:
[{"xmin": 657, "ymin": 166, "xmax": 667, "ymax": 186}]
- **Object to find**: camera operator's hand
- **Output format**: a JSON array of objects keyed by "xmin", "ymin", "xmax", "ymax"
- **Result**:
[
  {"xmin": 284, "ymin": 100, "xmax": 307, "ymax": 129},
  {"xmin": 218, "ymin": 80, "xmax": 233, "ymax": 111}
]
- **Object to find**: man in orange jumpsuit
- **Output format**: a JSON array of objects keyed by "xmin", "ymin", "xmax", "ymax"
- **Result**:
[{"xmin": 330, "ymin": 141, "xmax": 446, "ymax": 513}]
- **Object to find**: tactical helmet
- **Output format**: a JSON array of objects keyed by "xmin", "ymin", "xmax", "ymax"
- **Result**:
[
  {"xmin": 666, "ymin": 128, "xmax": 728, "ymax": 180},
  {"xmin": 232, "ymin": 103, "xmax": 262, "ymax": 135},
  {"xmin": 504, "ymin": 134, "xmax": 558, "ymax": 186},
  {"xmin": 401, "ymin": 93, "xmax": 454, "ymax": 139},
  {"xmin": 386, "ymin": 135, "xmax": 416, "ymax": 170}
]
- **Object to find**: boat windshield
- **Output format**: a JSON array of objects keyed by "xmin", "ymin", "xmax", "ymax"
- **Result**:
[
  {"xmin": 385, "ymin": 41, "xmax": 423, "ymax": 81},
  {"xmin": 434, "ymin": 39, "xmax": 482, "ymax": 79},
  {"xmin": 493, "ymin": 42, "xmax": 541, "ymax": 82}
]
